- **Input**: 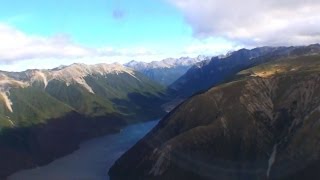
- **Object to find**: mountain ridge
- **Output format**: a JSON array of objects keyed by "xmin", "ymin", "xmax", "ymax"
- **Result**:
[
  {"xmin": 109, "ymin": 47, "xmax": 320, "ymax": 180},
  {"xmin": 125, "ymin": 56, "xmax": 211, "ymax": 85},
  {"xmin": 168, "ymin": 44, "xmax": 320, "ymax": 98},
  {"xmin": 0, "ymin": 62, "xmax": 168, "ymax": 178}
]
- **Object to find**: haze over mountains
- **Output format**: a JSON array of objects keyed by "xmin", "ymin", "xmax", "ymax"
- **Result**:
[{"xmin": 125, "ymin": 56, "xmax": 210, "ymax": 85}]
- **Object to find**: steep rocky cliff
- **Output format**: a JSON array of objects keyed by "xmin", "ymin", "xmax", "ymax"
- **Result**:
[{"xmin": 109, "ymin": 54, "xmax": 320, "ymax": 180}]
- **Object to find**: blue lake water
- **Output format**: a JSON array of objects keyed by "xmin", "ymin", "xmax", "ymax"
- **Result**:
[{"xmin": 9, "ymin": 120, "xmax": 158, "ymax": 180}]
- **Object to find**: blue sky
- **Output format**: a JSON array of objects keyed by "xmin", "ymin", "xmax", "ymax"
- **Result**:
[
  {"xmin": 0, "ymin": 0, "xmax": 319, "ymax": 71},
  {"xmin": 0, "ymin": 0, "xmax": 239, "ymax": 71},
  {"xmin": 0, "ymin": 0, "xmax": 185, "ymax": 47},
  {"xmin": 2, "ymin": 0, "xmax": 187, "ymax": 48}
]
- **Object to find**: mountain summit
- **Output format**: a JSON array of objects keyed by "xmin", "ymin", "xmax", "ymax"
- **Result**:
[
  {"xmin": 0, "ymin": 62, "xmax": 167, "ymax": 178},
  {"xmin": 109, "ymin": 46, "xmax": 320, "ymax": 180},
  {"xmin": 169, "ymin": 44, "xmax": 320, "ymax": 98},
  {"xmin": 125, "ymin": 56, "xmax": 211, "ymax": 86}
]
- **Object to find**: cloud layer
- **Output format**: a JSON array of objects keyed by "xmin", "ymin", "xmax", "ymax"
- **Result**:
[
  {"xmin": 0, "ymin": 23, "xmax": 157, "ymax": 65},
  {"xmin": 0, "ymin": 24, "xmax": 91, "ymax": 63},
  {"xmin": 0, "ymin": 23, "xmax": 236, "ymax": 71},
  {"xmin": 169, "ymin": 0, "xmax": 320, "ymax": 46}
]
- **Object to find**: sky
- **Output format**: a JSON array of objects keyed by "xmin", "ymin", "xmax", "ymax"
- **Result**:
[{"xmin": 0, "ymin": 0, "xmax": 320, "ymax": 71}]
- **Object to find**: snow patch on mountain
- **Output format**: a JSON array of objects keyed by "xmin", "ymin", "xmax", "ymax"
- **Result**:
[
  {"xmin": 125, "ymin": 56, "xmax": 212, "ymax": 85},
  {"xmin": 126, "ymin": 55, "xmax": 210, "ymax": 70}
]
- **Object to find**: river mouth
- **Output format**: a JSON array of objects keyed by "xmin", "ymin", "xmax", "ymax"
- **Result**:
[{"xmin": 8, "ymin": 120, "xmax": 159, "ymax": 180}]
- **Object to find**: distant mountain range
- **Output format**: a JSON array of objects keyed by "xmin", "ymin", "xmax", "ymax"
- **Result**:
[
  {"xmin": 169, "ymin": 44, "xmax": 320, "ymax": 98},
  {"xmin": 0, "ymin": 63, "xmax": 167, "ymax": 178},
  {"xmin": 125, "ymin": 56, "xmax": 210, "ymax": 86},
  {"xmin": 3, "ymin": 44, "xmax": 320, "ymax": 179},
  {"xmin": 109, "ymin": 44, "xmax": 320, "ymax": 180}
]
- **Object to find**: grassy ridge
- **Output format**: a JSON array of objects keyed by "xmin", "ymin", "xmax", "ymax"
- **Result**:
[
  {"xmin": 0, "ymin": 71, "xmax": 166, "ymax": 130},
  {"xmin": 0, "ymin": 71, "xmax": 167, "ymax": 178},
  {"xmin": 0, "ymin": 87, "xmax": 73, "ymax": 127}
]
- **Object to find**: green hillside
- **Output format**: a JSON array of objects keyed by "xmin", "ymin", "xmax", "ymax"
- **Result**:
[
  {"xmin": 0, "ymin": 67, "xmax": 168, "ymax": 178},
  {"xmin": 0, "ymin": 87, "xmax": 73, "ymax": 127}
]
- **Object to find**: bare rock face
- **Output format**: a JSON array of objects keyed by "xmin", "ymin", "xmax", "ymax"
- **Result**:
[
  {"xmin": 109, "ymin": 54, "xmax": 320, "ymax": 180},
  {"xmin": 0, "ymin": 63, "xmax": 167, "ymax": 178}
]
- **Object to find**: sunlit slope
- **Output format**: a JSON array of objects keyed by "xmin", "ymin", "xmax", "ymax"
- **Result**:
[
  {"xmin": 0, "ymin": 63, "xmax": 167, "ymax": 178},
  {"xmin": 0, "ymin": 87, "xmax": 73, "ymax": 128},
  {"xmin": 169, "ymin": 44, "xmax": 320, "ymax": 98},
  {"xmin": 0, "ymin": 63, "xmax": 166, "ymax": 130},
  {"xmin": 110, "ymin": 54, "xmax": 320, "ymax": 180}
]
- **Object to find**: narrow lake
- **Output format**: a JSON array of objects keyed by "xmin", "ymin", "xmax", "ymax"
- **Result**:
[{"xmin": 9, "ymin": 120, "xmax": 158, "ymax": 180}]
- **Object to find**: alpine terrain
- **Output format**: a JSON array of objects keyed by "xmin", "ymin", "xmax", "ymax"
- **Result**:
[
  {"xmin": 125, "ymin": 56, "xmax": 210, "ymax": 86},
  {"xmin": 109, "ymin": 45, "xmax": 320, "ymax": 180},
  {"xmin": 0, "ymin": 63, "xmax": 167, "ymax": 178},
  {"xmin": 169, "ymin": 44, "xmax": 320, "ymax": 98}
]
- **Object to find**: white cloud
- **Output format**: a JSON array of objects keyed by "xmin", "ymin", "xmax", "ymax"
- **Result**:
[
  {"xmin": 0, "ymin": 24, "xmax": 93, "ymax": 63},
  {"xmin": 0, "ymin": 23, "xmax": 242, "ymax": 71},
  {"xmin": 0, "ymin": 23, "xmax": 163, "ymax": 70},
  {"xmin": 181, "ymin": 38, "xmax": 240, "ymax": 56},
  {"xmin": 168, "ymin": 0, "xmax": 320, "ymax": 46}
]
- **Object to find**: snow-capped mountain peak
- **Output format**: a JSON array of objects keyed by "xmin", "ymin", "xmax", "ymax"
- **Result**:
[
  {"xmin": 124, "ymin": 56, "xmax": 212, "ymax": 85},
  {"xmin": 125, "ymin": 56, "xmax": 211, "ymax": 70}
]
